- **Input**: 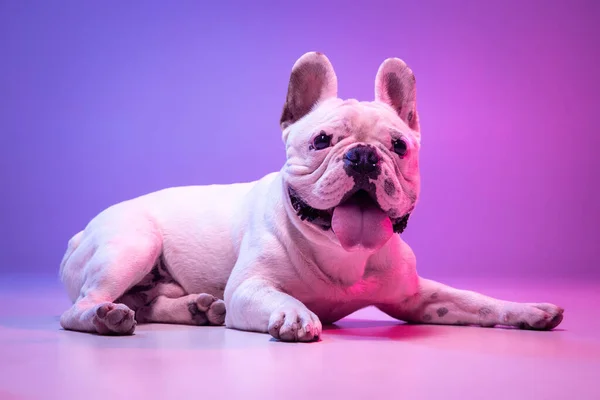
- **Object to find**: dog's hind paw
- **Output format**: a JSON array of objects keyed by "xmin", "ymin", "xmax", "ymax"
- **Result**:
[
  {"xmin": 188, "ymin": 294, "xmax": 226, "ymax": 326},
  {"xmin": 92, "ymin": 303, "xmax": 136, "ymax": 335}
]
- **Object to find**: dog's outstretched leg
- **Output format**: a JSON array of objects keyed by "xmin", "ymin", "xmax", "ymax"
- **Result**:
[
  {"xmin": 59, "ymin": 234, "xmax": 161, "ymax": 335},
  {"xmin": 378, "ymin": 278, "xmax": 564, "ymax": 330}
]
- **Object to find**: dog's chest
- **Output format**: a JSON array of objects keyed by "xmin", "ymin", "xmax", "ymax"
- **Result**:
[{"xmin": 293, "ymin": 276, "xmax": 391, "ymax": 324}]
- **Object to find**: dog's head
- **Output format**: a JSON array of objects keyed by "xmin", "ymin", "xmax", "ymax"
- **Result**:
[{"xmin": 280, "ymin": 52, "xmax": 421, "ymax": 252}]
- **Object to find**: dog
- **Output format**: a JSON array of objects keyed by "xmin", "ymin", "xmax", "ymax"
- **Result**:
[{"xmin": 59, "ymin": 52, "xmax": 564, "ymax": 341}]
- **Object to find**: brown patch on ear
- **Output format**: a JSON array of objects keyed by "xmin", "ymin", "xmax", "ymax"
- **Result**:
[
  {"xmin": 385, "ymin": 72, "xmax": 405, "ymax": 116},
  {"xmin": 280, "ymin": 103, "xmax": 293, "ymax": 128},
  {"xmin": 280, "ymin": 62, "xmax": 327, "ymax": 128},
  {"xmin": 280, "ymin": 52, "xmax": 338, "ymax": 130},
  {"xmin": 375, "ymin": 58, "xmax": 420, "ymax": 132}
]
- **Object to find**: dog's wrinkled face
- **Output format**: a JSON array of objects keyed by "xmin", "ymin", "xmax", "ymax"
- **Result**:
[{"xmin": 280, "ymin": 52, "xmax": 421, "ymax": 252}]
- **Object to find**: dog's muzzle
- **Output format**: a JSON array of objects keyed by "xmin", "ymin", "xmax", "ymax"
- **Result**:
[{"xmin": 287, "ymin": 186, "xmax": 410, "ymax": 235}]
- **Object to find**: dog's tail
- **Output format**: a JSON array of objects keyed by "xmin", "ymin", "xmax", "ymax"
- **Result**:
[{"xmin": 58, "ymin": 231, "xmax": 84, "ymax": 281}]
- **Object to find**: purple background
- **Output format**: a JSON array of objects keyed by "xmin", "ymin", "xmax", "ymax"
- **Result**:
[{"xmin": 1, "ymin": 1, "xmax": 598, "ymax": 280}]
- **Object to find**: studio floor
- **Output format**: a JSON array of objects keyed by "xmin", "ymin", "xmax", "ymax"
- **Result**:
[{"xmin": 0, "ymin": 275, "xmax": 598, "ymax": 400}]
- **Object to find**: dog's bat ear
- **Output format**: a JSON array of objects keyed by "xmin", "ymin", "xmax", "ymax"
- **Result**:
[
  {"xmin": 375, "ymin": 58, "xmax": 420, "ymax": 132},
  {"xmin": 280, "ymin": 52, "xmax": 338, "ymax": 131}
]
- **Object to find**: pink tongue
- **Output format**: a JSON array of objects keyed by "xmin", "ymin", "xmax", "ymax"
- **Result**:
[{"xmin": 331, "ymin": 194, "xmax": 393, "ymax": 252}]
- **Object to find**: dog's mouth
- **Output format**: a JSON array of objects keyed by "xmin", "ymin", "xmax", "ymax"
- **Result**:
[{"xmin": 288, "ymin": 187, "xmax": 410, "ymax": 251}]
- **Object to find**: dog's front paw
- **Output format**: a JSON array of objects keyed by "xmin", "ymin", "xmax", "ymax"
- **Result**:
[
  {"xmin": 506, "ymin": 303, "xmax": 564, "ymax": 330},
  {"xmin": 268, "ymin": 306, "xmax": 322, "ymax": 342}
]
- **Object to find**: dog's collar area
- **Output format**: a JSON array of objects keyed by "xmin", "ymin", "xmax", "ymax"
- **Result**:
[
  {"xmin": 392, "ymin": 213, "xmax": 410, "ymax": 234},
  {"xmin": 287, "ymin": 186, "xmax": 410, "ymax": 234},
  {"xmin": 288, "ymin": 187, "xmax": 333, "ymax": 231}
]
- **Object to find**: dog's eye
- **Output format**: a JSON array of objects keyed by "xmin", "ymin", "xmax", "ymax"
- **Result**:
[
  {"xmin": 312, "ymin": 131, "xmax": 332, "ymax": 150},
  {"xmin": 392, "ymin": 138, "xmax": 408, "ymax": 157}
]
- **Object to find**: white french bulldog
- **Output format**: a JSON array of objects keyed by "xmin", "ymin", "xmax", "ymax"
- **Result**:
[{"xmin": 59, "ymin": 52, "xmax": 564, "ymax": 341}]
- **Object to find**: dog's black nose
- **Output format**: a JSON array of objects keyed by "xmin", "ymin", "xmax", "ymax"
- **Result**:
[{"xmin": 343, "ymin": 145, "xmax": 380, "ymax": 175}]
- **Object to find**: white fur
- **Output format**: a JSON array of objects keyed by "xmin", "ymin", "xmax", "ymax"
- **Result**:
[{"xmin": 59, "ymin": 52, "xmax": 563, "ymax": 341}]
